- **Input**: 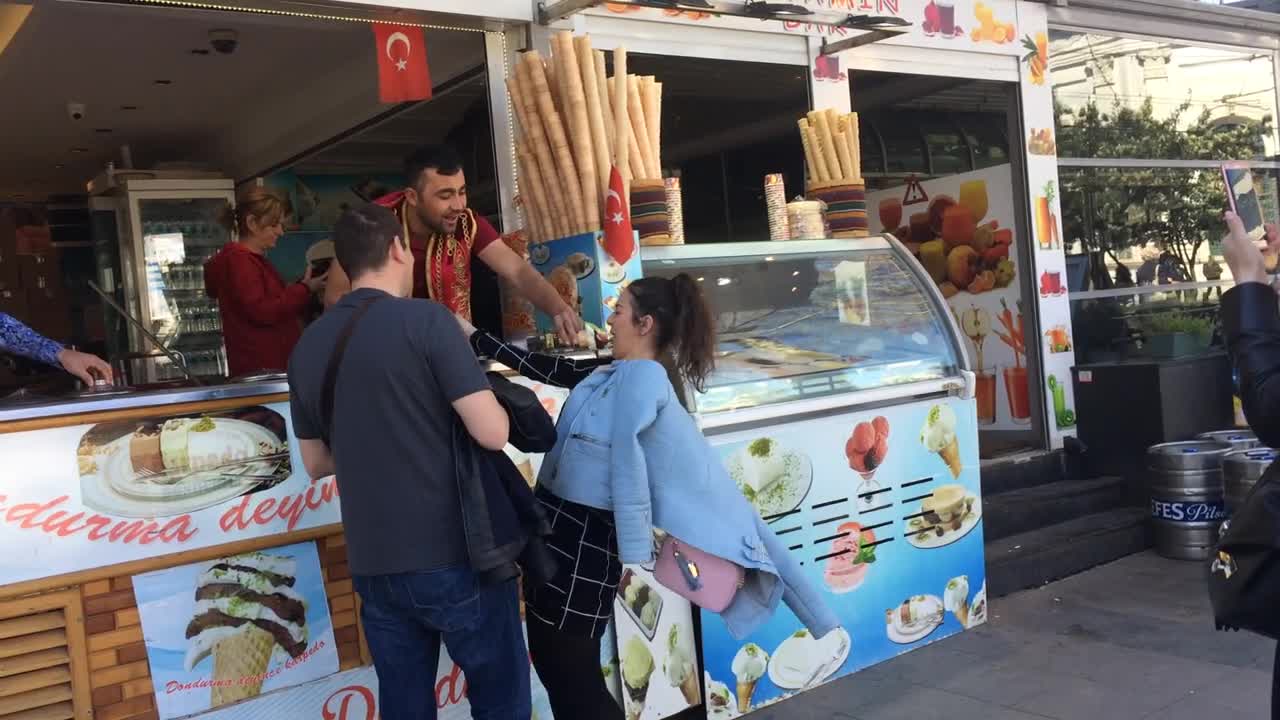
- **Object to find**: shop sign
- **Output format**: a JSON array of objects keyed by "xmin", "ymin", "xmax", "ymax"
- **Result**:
[
  {"xmin": 0, "ymin": 402, "xmax": 340, "ymax": 586},
  {"xmin": 133, "ymin": 542, "xmax": 341, "ymax": 720},
  {"xmin": 584, "ymin": 0, "xmax": 1024, "ymax": 56}
]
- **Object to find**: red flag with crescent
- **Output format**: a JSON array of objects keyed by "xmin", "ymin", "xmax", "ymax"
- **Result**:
[
  {"xmin": 603, "ymin": 166, "xmax": 634, "ymax": 264},
  {"xmin": 373, "ymin": 24, "xmax": 432, "ymax": 103}
]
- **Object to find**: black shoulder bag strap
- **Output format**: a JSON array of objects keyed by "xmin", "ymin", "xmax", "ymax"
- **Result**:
[{"xmin": 319, "ymin": 294, "xmax": 384, "ymax": 446}]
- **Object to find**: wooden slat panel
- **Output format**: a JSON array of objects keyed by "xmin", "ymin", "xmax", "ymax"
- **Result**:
[
  {"xmin": 80, "ymin": 582, "xmax": 111, "ymax": 599},
  {"xmin": 113, "ymin": 609, "xmax": 139, "ymax": 629},
  {"xmin": 329, "ymin": 594, "xmax": 355, "ymax": 614},
  {"xmin": 118, "ymin": 678, "xmax": 153, "ymax": 701},
  {"xmin": 85, "ymin": 626, "xmax": 142, "ymax": 654},
  {"xmin": 87, "ymin": 651, "xmax": 115, "ymax": 673},
  {"xmin": 0, "ymin": 614, "xmax": 64, "ymax": 642},
  {"xmin": 82, "ymin": 592, "xmax": 134, "ymax": 618},
  {"xmin": 0, "ymin": 631, "xmax": 66, "ymax": 661},
  {"xmin": 63, "ymin": 582, "xmax": 93, "ymax": 720},
  {"xmin": 0, "ymin": 649, "xmax": 68, "ymax": 680},
  {"xmin": 0, "ymin": 593, "xmax": 75, "ymax": 623},
  {"xmin": 2, "ymin": 700, "xmax": 74, "ymax": 720},
  {"xmin": 0, "ymin": 666, "xmax": 71, "ymax": 699},
  {"xmin": 89, "ymin": 661, "xmax": 149, "ymax": 690},
  {"xmin": 0, "ymin": 683, "xmax": 73, "ymax": 716},
  {"xmin": 95, "ymin": 694, "xmax": 152, "ymax": 720}
]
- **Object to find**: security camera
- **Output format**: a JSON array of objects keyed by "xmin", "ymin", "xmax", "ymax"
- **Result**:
[
  {"xmin": 67, "ymin": 102, "xmax": 86, "ymax": 121},
  {"xmin": 209, "ymin": 29, "xmax": 239, "ymax": 55}
]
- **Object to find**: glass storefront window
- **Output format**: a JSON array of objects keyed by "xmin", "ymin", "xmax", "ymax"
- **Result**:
[{"xmin": 1049, "ymin": 31, "xmax": 1280, "ymax": 158}]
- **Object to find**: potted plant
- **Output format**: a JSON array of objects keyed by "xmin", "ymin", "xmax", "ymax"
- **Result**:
[{"xmin": 1137, "ymin": 312, "xmax": 1213, "ymax": 359}]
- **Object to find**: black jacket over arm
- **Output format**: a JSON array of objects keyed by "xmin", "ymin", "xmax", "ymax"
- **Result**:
[{"xmin": 1223, "ymin": 282, "xmax": 1280, "ymax": 448}]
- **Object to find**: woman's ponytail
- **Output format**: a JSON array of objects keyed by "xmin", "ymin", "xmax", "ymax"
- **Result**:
[
  {"xmin": 667, "ymin": 273, "xmax": 716, "ymax": 393},
  {"xmin": 628, "ymin": 273, "xmax": 718, "ymax": 395}
]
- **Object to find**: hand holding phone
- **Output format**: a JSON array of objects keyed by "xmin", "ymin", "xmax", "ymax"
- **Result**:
[{"xmin": 1222, "ymin": 163, "xmax": 1267, "ymax": 245}]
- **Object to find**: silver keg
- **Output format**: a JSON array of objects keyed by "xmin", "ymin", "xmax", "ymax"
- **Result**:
[
  {"xmin": 1147, "ymin": 440, "xmax": 1233, "ymax": 561},
  {"xmin": 1223, "ymin": 447, "xmax": 1278, "ymax": 512},
  {"xmin": 1196, "ymin": 430, "xmax": 1261, "ymax": 451}
]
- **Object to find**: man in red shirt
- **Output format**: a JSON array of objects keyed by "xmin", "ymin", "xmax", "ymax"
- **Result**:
[{"xmin": 325, "ymin": 145, "xmax": 582, "ymax": 343}]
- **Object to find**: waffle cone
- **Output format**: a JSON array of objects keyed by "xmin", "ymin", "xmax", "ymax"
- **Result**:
[
  {"xmin": 736, "ymin": 679, "xmax": 757, "ymax": 713},
  {"xmin": 679, "ymin": 671, "xmax": 700, "ymax": 705},
  {"xmin": 938, "ymin": 437, "xmax": 962, "ymax": 479},
  {"xmin": 210, "ymin": 624, "xmax": 276, "ymax": 708},
  {"xmin": 954, "ymin": 600, "xmax": 971, "ymax": 628}
]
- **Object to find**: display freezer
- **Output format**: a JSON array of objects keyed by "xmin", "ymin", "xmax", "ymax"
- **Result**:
[
  {"xmin": 91, "ymin": 178, "xmax": 236, "ymax": 383},
  {"xmin": 637, "ymin": 235, "xmax": 985, "ymax": 717}
]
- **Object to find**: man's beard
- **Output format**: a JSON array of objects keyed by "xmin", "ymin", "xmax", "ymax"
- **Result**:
[{"xmin": 415, "ymin": 208, "xmax": 460, "ymax": 236}]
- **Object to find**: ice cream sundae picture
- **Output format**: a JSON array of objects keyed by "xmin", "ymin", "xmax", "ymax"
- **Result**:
[
  {"xmin": 885, "ymin": 594, "xmax": 945, "ymax": 644},
  {"xmin": 823, "ymin": 522, "xmax": 877, "ymax": 593},
  {"xmin": 944, "ymin": 575, "xmax": 971, "ymax": 627},
  {"xmin": 845, "ymin": 416, "xmax": 889, "ymax": 511},
  {"xmin": 618, "ymin": 570, "xmax": 664, "ymax": 640},
  {"xmin": 731, "ymin": 643, "xmax": 769, "ymax": 713},
  {"xmin": 727, "ymin": 438, "xmax": 812, "ymax": 517},
  {"xmin": 920, "ymin": 403, "xmax": 963, "ymax": 479},
  {"xmin": 621, "ymin": 636, "xmax": 655, "ymax": 720},
  {"xmin": 907, "ymin": 483, "xmax": 982, "ymax": 549},
  {"xmin": 705, "ymin": 673, "xmax": 737, "ymax": 718},
  {"xmin": 77, "ymin": 408, "xmax": 291, "ymax": 518},
  {"xmin": 664, "ymin": 625, "xmax": 700, "ymax": 705},
  {"xmin": 768, "ymin": 627, "xmax": 851, "ymax": 690},
  {"xmin": 185, "ymin": 553, "xmax": 309, "ymax": 708},
  {"xmin": 968, "ymin": 581, "xmax": 989, "ymax": 628}
]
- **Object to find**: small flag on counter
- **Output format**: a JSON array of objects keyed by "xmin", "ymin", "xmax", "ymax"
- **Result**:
[
  {"xmin": 603, "ymin": 166, "xmax": 635, "ymax": 264},
  {"xmin": 373, "ymin": 23, "xmax": 432, "ymax": 104}
]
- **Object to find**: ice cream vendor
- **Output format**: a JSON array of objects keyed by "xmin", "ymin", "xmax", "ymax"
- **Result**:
[{"xmin": 323, "ymin": 144, "xmax": 583, "ymax": 342}]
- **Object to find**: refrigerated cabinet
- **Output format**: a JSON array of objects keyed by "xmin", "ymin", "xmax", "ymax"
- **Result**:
[
  {"xmin": 91, "ymin": 178, "xmax": 235, "ymax": 382},
  {"xmin": 637, "ymin": 236, "xmax": 987, "ymax": 717}
]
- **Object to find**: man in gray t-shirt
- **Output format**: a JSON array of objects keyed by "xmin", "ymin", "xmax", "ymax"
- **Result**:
[{"xmin": 288, "ymin": 204, "xmax": 529, "ymax": 720}]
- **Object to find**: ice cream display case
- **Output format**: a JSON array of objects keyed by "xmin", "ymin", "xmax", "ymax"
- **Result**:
[{"xmin": 641, "ymin": 235, "xmax": 986, "ymax": 717}]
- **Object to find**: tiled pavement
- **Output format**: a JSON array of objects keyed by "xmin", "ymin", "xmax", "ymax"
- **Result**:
[{"xmin": 751, "ymin": 552, "xmax": 1275, "ymax": 719}]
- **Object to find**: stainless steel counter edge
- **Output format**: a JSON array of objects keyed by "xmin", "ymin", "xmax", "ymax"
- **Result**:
[{"xmin": 0, "ymin": 380, "xmax": 292, "ymax": 423}]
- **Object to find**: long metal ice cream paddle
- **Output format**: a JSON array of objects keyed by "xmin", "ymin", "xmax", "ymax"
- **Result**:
[{"xmin": 87, "ymin": 280, "xmax": 202, "ymax": 386}]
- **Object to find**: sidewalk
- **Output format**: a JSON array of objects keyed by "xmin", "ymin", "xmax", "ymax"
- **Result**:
[{"xmin": 755, "ymin": 552, "xmax": 1275, "ymax": 720}]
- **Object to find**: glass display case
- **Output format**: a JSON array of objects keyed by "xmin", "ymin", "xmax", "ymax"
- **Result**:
[{"xmin": 641, "ymin": 236, "xmax": 969, "ymax": 415}]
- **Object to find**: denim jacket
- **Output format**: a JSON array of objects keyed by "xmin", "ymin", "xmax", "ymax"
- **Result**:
[{"xmin": 537, "ymin": 359, "xmax": 840, "ymax": 640}]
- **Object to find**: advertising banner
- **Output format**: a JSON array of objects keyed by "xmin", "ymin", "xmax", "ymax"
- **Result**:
[
  {"xmin": 699, "ymin": 396, "xmax": 985, "ymax": 717},
  {"xmin": 0, "ymin": 402, "xmax": 341, "ymax": 586},
  {"xmin": 133, "ymin": 541, "xmax": 340, "ymax": 720}
]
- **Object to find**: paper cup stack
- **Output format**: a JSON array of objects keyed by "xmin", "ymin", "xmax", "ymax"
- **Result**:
[
  {"xmin": 507, "ymin": 32, "xmax": 663, "ymax": 243},
  {"xmin": 798, "ymin": 109, "xmax": 869, "ymax": 239},
  {"xmin": 765, "ymin": 173, "xmax": 789, "ymax": 241},
  {"xmin": 664, "ymin": 177, "xmax": 685, "ymax": 245}
]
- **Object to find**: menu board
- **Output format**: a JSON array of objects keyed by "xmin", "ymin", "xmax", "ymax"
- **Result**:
[{"xmin": 698, "ymin": 396, "xmax": 985, "ymax": 717}]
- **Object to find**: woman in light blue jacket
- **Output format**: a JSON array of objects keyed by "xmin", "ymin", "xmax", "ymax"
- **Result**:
[{"xmin": 462, "ymin": 274, "xmax": 839, "ymax": 720}]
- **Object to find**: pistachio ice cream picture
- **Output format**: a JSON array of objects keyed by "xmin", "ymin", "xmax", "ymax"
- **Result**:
[
  {"xmin": 621, "ymin": 636, "xmax": 655, "ymax": 719},
  {"xmin": 920, "ymin": 404, "xmax": 962, "ymax": 479},
  {"xmin": 944, "ymin": 575, "xmax": 971, "ymax": 627},
  {"xmin": 664, "ymin": 625, "xmax": 699, "ymax": 705},
  {"xmin": 731, "ymin": 643, "xmax": 769, "ymax": 712},
  {"xmin": 184, "ymin": 553, "xmax": 308, "ymax": 707}
]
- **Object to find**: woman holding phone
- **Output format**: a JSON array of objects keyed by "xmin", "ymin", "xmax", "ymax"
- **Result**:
[
  {"xmin": 456, "ymin": 274, "xmax": 839, "ymax": 720},
  {"xmin": 204, "ymin": 187, "xmax": 327, "ymax": 376},
  {"xmin": 1219, "ymin": 210, "xmax": 1280, "ymax": 720}
]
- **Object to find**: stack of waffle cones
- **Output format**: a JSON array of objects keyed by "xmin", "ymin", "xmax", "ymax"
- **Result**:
[
  {"xmin": 798, "ymin": 109, "xmax": 862, "ymax": 185},
  {"xmin": 508, "ymin": 32, "xmax": 663, "ymax": 243}
]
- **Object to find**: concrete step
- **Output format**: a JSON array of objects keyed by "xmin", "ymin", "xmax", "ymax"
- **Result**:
[
  {"xmin": 979, "ymin": 449, "xmax": 1065, "ymax": 496},
  {"xmin": 982, "ymin": 476, "xmax": 1129, "ymax": 541},
  {"xmin": 986, "ymin": 507, "xmax": 1148, "ymax": 598}
]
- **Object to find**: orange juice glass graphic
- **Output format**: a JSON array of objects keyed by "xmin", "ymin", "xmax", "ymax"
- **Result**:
[
  {"xmin": 1003, "ymin": 365, "xmax": 1031, "ymax": 423},
  {"xmin": 958, "ymin": 181, "xmax": 989, "ymax": 223},
  {"xmin": 975, "ymin": 370, "xmax": 997, "ymax": 425},
  {"xmin": 879, "ymin": 198, "xmax": 903, "ymax": 232},
  {"xmin": 1035, "ymin": 197, "xmax": 1054, "ymax": 249}
]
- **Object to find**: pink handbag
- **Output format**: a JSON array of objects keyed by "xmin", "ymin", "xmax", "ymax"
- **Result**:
[{"xmin": 653, "ymin": 536, "xmax": 745, "ymax": 613}]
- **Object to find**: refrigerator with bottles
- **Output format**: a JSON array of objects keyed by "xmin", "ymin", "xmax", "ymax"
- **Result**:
[{"xmin": 90, "ymin": 176, "xmax": 235, "ymax": 383}]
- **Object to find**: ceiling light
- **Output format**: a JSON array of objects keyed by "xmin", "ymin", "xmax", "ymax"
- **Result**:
[
  {"xmin": 154, "ymin": 79, "xmax": 173, "ymax": 85},
  {"xmin": 71, "ymin": 148, "xmax": 89, "ymax": 154},
  {"xmin": 121, "ymin": 105, "xmax": 140, "ymax": 111},
  {"xmin": 190, "ymin": 49, "xmax": 210, "ymax": 55},
  {"xmin": 95, "ymin": 128, "xmax": 113, "ymax": 134}
]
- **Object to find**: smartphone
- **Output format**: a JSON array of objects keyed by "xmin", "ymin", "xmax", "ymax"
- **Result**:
[
  {"xmin": 310, "ymin": 258, "xmax": 332, "ymax": 275},
  {"xmin": 1222, "ymin": 163, "xmax": 1267, "ymax": 243}
]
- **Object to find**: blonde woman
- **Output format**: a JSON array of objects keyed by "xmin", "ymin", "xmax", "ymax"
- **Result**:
[{"xmin": 205, "ymin": 187, "xmax": 326, "ymax": 376}]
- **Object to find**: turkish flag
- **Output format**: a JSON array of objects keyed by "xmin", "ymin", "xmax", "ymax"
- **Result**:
[
  {"xmin": 373, "ymin": 24, "xmax": 432, "ymax": 103},
  {"xmin": 602, "ymin": 166, "xmax": 635, "ymax": 264}
]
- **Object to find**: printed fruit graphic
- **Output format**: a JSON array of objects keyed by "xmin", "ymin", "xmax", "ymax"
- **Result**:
[
  {"xmin": 928, "ymin": 195, "xmax": 957, "ymax": 235},
  {"xmin": 940, "ymin": 281, "xmax": 959, "ymax": 298},
  {"xmin": 920, "ymin": 240, "xmax": 948, "ymax": 283},
  {"xmin": 846, "ymin": 417, "xmax": 891, "ymax": 476},
  {"xmin": 910, "ymin": 212, "xmax": 934, "ymax": 244},
  {"xmin": 941, "ymin": 205, "xmax": 978, "ymax": 253},
  {"xmin": 972, "ymin": 225, "xmax": 995, "ymax": 253},
  {"xmin": 994, "ymin": 258, "xmax": 1015, "ymax": 288},
  {"xmin": 973, "ymin": 3, "xmax": 1015, "ymax": 44},
  {"xmin": 947, "ymin": 246, "xmax": 980, "ymax": 289},
  {"xmin": 1022, "ymin": 32, "xmax": 1048, "ymax": 85},
  {"xmin": 960, "ymin": 306, "xmax": 992, "ymax": 339}
]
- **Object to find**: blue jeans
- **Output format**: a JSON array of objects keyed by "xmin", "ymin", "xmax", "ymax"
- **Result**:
[{"xmin": 354, "ymin": 568, "xmax": 531, "ymax": 720}]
